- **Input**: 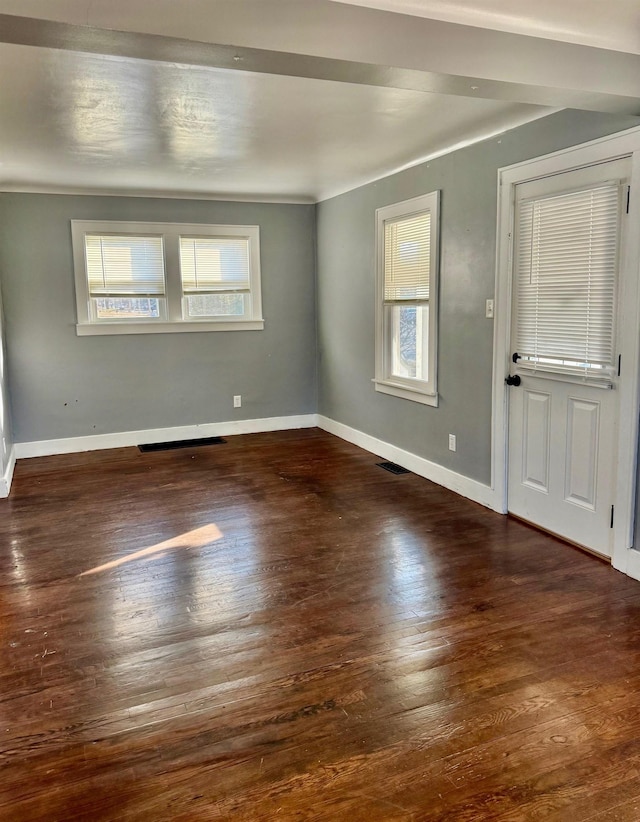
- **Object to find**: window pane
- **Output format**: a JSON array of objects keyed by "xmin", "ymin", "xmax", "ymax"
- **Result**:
[
  {"xmin": 94, "ymin": 297, "xmax": 162, "ymax": 319},
  {"xmin": 185, "ymin": 293, "xmax": 246, "ymax": 318},
  {"xmin": 515, "ymin": 184, "xmax": 619, "ymax": 377},
  {"xmin": 384, "ymin": 212, "xmax": 431, "ymax": 301},
  {"xmin": 85, "ymin": 235, "xmax": 165, "ymax": 296},
  {"xmin": 390, "ymin": 304, "xmax": 429, "ymax": 381},
  {"xmin": 180, "ymin": 237, "xmax": 251, "ymax": 292}
]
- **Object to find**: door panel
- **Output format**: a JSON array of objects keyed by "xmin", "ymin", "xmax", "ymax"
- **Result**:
[
  {"xmin": 564, "ymin": 398, "xmax": 599, "ymax": 510},
  {"xmin": 509, "ymin": 378, "xmax": 616, "ymax": 555},
  {"xmin": 507, "ymin": 158, "xmax": 629, "ymax": 558},
  {"xmin": 522, "ymin": 390, "xmax": 551, "ymax": 492}
]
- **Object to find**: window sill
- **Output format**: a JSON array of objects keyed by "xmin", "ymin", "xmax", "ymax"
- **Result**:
[
  {"xmin": 76, "ymin": 319, "xmax": 265, "ymax": 336},
  {"xmin": 373, "ymin": 379, "xmax": 439, "ymax": 407}
]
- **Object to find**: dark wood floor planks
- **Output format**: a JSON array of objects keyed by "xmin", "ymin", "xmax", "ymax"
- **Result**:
[{"xmin": 1, "ymin": 428, "xmax": 640, "ymax": 820}]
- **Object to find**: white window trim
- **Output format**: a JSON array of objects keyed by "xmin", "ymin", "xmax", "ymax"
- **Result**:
[
  {"xmin": 71, "ymin": 220, "xmax": 264, "ymax": 335},
  {"xmin": 374, "ymin": 191, "xmax": 440, "ymax": 406}
]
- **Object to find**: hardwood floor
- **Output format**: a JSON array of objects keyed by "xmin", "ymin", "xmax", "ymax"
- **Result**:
[{"xmin": 2, "ymin": 428, "xmax": 640, "ymax": 821}]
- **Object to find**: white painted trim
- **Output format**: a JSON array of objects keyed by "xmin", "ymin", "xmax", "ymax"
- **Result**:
[
  {"xmin": 375, "ymin": 191, "xmax": 439, "ymax": 403},
  {"xmin": 493, "ymin": 125, "xmax": 640, "ymax": 576},
  {"xmin": 373, "ymin": 380, "xmax": 438, "ymax": 406},
  {"xmin": 611, "ymin": 148, "xmax": 640, "ymax": 576},
  {"xmin": 76, "ymin": 320, "xmax": 265, "ymax": 335},
  {"xmin": 71, "ymin": 220, "xmax": 263, "ymax": 334},
  {"xmin": 624, "ymin": 547, "xmax": 640, "ymax": 583},
  {"xmin": 496, "ymin": 124, "xmax": 640, "ymax": 184},
  {"xmin": 0, "ymin": 446, "xmax": 16, "ymax": 497},
  {"xmin": 10, "ymin": 415, "xmax": 499, "ymax": 517},
  {"xmin": 0, "ymin": 185, "xmax": 315, "ymax": 205},
  {"xmin": 491, "ymin": 158, "xmax": 515, "ymax": 515},
  {"xmin": 14, "ymin": 415, "xmax": 317, "ymax": 460},
  {"xmin": 317, "ymin": 415, "xmax": 500, "ymax": 511}
]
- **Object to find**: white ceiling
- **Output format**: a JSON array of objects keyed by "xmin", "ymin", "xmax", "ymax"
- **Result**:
[
  {"xmin": 0, "ymin": 44, "xmax": 550, "ymax": 202},
  {"xmin": 334, "ymin": 0, "xmax": 640, "ymax": 54},
  {"xmin": 0, "ymin": 0, "xmax": 638, "ymax": 202}
]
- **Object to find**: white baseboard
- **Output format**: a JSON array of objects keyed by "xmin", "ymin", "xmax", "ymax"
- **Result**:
[
  {"xmin": 10, "ymin": 413, "xmax": 499, "ymax": 513},
  {"xmin": 14, "ymin": 414, "xmax": 317, "ymax": 460},
  {"xmin": 0, "ymin": 445, "xmax": 16, "ymax": 497},
  {"xmin": 614, "ymin": 544, "xmax": 640, "ymax": 582},
  {"xmin": 317, "ymin": 415, "xmax": 500, "ymax": 511}
]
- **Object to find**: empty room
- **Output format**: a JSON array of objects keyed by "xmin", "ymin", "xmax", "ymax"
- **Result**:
[{"xmin": 2, "ymin": 1, "xmax": 640, "ymax": 819}]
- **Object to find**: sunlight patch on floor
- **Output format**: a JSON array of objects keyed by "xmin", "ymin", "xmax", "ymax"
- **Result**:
[{"xmin": 78, "ymin": 523, "xmax": 223, "ymax": 576}]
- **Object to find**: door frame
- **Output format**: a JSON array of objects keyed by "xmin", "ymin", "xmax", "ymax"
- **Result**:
[{"xmin": 492, "ymin": 125, "xmax": 640, "ymax": 579}]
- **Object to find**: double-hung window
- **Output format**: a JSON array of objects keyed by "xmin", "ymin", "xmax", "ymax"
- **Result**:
[
  {"xmin": 72, "ymin": 221, "xmax": 263, "ymax": 335},
  {"xmin": 374, "ymin": 191, "xmax": 440, "ymax": 405}
]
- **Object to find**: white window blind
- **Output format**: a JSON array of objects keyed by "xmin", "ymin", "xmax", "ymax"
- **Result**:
[
  {"xmin": 179, "ymin": 237, "xmax": 251, "ymax": 293},
  {"xmin": 383, "ymin": 212, "xmax": 431, "ymax": 302},
  {"xmin": 515, "ymin": 184, "xmax": 620, "ymax": 379},
  {"xmin": 85, "ymin": 235, "xmax": 165, "ymax": 296}
]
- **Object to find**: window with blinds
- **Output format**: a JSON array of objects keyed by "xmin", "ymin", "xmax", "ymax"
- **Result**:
[
  {"xmin": 71, "ymin": 220, "xmax": 263, "ymax": 334},
  {"xmin": 85, "ymin": 235, "xmax": 165, "ymax": 296},
  {"xmin": 84, "ymin": 234, "xmax": 166, "ymax": 320},
  {"xmin": 383, "ymin": 212, "xmax": 431, "ymax": 302},
  {"xmin": 514, "ymin": 184, "xmax": 621, "ymax": 380},
  {"xmin": 179, "ymin": 236, "xmax": 252, "ymax": 319},
  {"xmin": 375, "ymin": 191, "xmax": 440, "ymax": 405}
]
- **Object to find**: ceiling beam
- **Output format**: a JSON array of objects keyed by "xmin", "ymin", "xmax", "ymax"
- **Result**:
[{"xmin": 1, "ymin": 2, "xmax": 639, "ymax": 115}]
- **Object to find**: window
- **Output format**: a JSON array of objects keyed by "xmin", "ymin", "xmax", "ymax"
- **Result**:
[
  {"xmin": 374, "ymin": 192, "xmax": 440, "ymax": 405},
  {"xmin": 514, "ymin": 184, "xmax": 621, "ymax": 381},
  {"xmin": 71, "ymin": 221, "xmax": 263, "ymax": 335}
]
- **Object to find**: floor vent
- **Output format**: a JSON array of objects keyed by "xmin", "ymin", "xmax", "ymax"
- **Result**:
[
  {"xmin": 377, "ymin": 461, "xmax": 410, "ymax": 475},
  {"xmin": 139, "ymin": 437, "xmax": 227, "ymax": 453}
]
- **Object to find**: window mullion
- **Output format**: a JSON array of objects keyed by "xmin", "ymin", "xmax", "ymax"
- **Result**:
[{"xmin": 163, "ymin": 230, "xmax": 184, "ymax": 322}]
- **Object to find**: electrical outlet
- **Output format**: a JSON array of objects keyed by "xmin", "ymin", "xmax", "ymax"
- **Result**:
[
  {"xmin": 233, "ymin": 395, "xmax": 242, "ymax": 408},
  {"xmin": 485, "ymin": 299, "xmax": 494, "ymax": 319},
  {"xmin": 448, "ymin": 434, "xmax": 457, "ymax": 452}
]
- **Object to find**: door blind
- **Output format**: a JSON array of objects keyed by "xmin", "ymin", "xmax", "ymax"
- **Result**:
[
  {"xmin": 180, "ymin": 237, "xmax": 251, "ymax": 293},
  {"xmin": 384, "ymin": 211, "xmax": 431, "ymax": 302},
  {"xmin": 514, "ymin": 184, "xmax": 621, "ymax": 379},
  {"xmin": 85, "ymin": 235, "xmax": 165, "ymax": 296}
]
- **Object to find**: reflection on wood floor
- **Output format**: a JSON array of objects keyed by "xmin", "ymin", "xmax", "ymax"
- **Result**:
[{"xmin": 1, "ymin": 428, "xmax": 640, "ymax": 821}]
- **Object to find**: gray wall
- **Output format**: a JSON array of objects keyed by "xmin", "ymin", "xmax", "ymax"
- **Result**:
[
  {"xmin": 2, "ymin": 110, "xmax": 640, "ymax": 493},
  {"xmin": 316, "ymin": 109, "xmax": 640, "ymax": 486},
  {"xmin": 0, "ymin": 195, "xmax": 317, "ymax": 442}
]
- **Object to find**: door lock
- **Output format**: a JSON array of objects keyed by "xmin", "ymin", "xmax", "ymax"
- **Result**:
[{"xmin": 505, "ymin": 374, "xmax": 521, "ymax": 386}]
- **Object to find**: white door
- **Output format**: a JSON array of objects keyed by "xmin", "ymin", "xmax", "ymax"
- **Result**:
[{"xmin": 507, "ymin": 159, "xmax": 630, "ymax": 557}]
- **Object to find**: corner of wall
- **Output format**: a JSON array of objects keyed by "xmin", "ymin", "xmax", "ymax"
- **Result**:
[
  {"xmin": 312, "ymin": 200, "xmax": 320, "ymax": 416},
  {"xmin": 0, "ymin": 445, "xmax": 16, "ymax": 497},
  {"xmin": 317, "ymin": 414, "xmax": 500, "ymax": 512}
]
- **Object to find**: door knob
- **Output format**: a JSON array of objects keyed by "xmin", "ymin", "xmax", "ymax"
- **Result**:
[{"xmin": 505, "ymin": 374, "xmax": 521, "ymax": 386}]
